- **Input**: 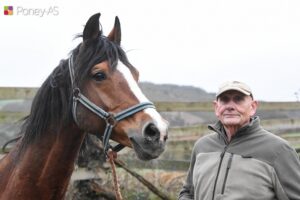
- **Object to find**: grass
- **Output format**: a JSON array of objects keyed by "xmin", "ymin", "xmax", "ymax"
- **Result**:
[
  {"xmin": 281, "ymin": 132, "xmax": 300, "ymax": 141},
  {"xmin": 0, "ymin": 87, "xmax": 38, "ymax": 99},
  {"xmin": 0, "ymin": 112, "xmax": 27, "ymax": 123}
]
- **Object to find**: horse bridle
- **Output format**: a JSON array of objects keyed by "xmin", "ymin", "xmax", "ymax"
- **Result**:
[{"xmin": 68, "ymin": 55, "xmax": 155, "ymax": 155}]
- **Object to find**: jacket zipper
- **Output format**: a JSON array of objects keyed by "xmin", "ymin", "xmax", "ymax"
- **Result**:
[
  {"xmin": 221, "ymin": 153, "xmax": 233, "ymax": 194},
  {"xmin": 211, "ymin": 145, "xmax": 228, "ymax": 200}
]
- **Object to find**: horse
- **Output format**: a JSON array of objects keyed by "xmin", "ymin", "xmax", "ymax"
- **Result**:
[{"xmin": 0, "ymin": 13, "xmax": 169, "ymax": 200}]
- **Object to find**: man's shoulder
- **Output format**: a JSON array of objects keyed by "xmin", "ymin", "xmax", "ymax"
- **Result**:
[
  {"xmin": 256, "ymin": 128, "xmax": 291, "ymax": 148},
  {"xmin": 195, "ymin": 132, "xmax": 219, "ymax": 143},
  {"xmin": 246, "ymin": 128, "xmax": 294, "ymax": 165},
  {"xmin": 193, "ymin": 132, "xmax": 223, "ymax": 153}
]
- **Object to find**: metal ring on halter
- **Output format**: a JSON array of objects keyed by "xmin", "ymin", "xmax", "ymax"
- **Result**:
[
  {"xmin": 73, "ymin": 88, "xmax": 81, "ymax": 99},
  {"xmin": 105, "ymin": 113, "xmax": 117, "ymax": 127}
]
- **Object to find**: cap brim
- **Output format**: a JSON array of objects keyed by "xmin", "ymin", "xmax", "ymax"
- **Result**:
[{"xmin": 216, "ymin": 87, "xmax": 251, "ymax": 97}]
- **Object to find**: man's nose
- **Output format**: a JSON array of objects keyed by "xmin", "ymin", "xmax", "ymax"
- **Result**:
[{"xmin": 224, "ymin": 100, "xmax": 235, "ymax": 109}]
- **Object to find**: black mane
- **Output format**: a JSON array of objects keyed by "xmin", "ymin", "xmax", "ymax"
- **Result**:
[{"xmin": 20, "ymin": 34, "xmax": 133, "ymax": 149}]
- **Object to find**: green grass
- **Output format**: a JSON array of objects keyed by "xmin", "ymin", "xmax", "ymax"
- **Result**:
[
  {"xmin": 0, "ymin": 87, "xmax": 38, "ymax": 99},
  {"xmin": 281, "ymin": 132, "xmax": 300, "ymax": 138},
  {"xmin": 0, "ymin": 112, "xmax": 27, "ymax": 123}
]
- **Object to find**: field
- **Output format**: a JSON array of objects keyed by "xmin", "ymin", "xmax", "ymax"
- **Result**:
[{"xmin": 0, "ymin": 88, "xmax": 300, "ymax": 199}]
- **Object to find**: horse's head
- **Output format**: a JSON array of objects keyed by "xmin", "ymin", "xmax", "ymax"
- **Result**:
[{"xmin": 71, "ymin": 13, "xmax": 168, "ymax": 160}]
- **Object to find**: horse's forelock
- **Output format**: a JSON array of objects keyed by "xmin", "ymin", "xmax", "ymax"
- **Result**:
[{"xmin": 74, "ymin": 36, "xmax": 132, "ymax": 86}]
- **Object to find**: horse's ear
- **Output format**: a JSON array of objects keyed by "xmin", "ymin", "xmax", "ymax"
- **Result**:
[
  {"xmin": 83, "ymin": 13, "xmax": 101, "ymax": 41},
  {"xmin": 107, "ymin": 16, "xmax": 121, "ymax": 45}
]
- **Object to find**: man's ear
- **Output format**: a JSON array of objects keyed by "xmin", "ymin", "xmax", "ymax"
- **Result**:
[
  {"xmin": 250, "ymin": 100, "xmax": 258, "ymax": 116},
  {"xmin": 213, "ymin": 100, "xmax": 219, "ymax": 117}
]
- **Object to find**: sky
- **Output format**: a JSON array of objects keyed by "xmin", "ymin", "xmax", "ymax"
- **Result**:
[{"xmin": 0, "ymin": 0, "xmax": 300, "ymax": 102}]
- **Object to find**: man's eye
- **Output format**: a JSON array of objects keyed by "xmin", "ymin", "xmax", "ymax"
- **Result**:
[
  {"xmin": 233, "ymin": 95, "xmax": 244, "ymax": 103},
  {"xmin": 220, "ymin": 96, "xmax": 230, "ymax": 103},
  {"xmin": 93, "ymin": 72, "xmax": 106, "ymax": 82}
]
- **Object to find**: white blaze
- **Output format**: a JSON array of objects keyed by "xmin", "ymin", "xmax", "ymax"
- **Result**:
[{"xmin": 117, "ymin": 62, "xmax": 168, "ymax": 133}]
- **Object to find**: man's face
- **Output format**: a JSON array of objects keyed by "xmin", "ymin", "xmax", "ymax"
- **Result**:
[{"xmin": 214, "ymin": 90, "xmax": 258, "ymax": 129}]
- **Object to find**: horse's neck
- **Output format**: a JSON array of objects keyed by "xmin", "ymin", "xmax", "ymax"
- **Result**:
[{"xmin": 0, "ymin": 125, "xmax": 86, "ymax": 200}]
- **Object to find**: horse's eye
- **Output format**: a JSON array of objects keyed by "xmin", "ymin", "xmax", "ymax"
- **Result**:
[{"xmin": 93, "ymin": 72, "xmax": 107, "ymax": 82}]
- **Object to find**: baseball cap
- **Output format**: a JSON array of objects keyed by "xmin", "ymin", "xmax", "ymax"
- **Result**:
[{"xmin": 216, "ymin": 81, "xmax": 253, "ymax": 98}]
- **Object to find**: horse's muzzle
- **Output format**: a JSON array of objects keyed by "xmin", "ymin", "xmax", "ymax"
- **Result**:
[{"xmin": 129, "ymin": 122, "xmax": 168, "ymax": 161}]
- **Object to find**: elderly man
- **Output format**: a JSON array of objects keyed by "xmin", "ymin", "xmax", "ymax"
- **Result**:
[{"xmin": 178, "ymin": 81, "xmax": 300, "ymax": 200}]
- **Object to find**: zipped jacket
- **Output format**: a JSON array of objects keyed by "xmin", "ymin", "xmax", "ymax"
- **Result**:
[{"xmin": 178, "ymin": 117, "xmax": 300, "ymax": 200}]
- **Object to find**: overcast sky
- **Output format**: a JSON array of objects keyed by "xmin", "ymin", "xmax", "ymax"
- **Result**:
[{"xmin": 1, "ymin": 0, "xmax": 300, "ymax": 101}]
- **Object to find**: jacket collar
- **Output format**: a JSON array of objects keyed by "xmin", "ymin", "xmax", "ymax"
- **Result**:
[{"xmin": 208, "ymin": 116, "xmax": 261, "ymax": 141}]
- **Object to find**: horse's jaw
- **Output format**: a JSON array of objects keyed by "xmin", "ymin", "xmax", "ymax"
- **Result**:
[{"xmin": 129, "ymin": 136, "xmax": 166, "ymax": 161}]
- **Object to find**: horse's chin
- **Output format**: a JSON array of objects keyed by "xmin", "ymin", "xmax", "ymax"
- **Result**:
[{"xmin": 129, "ymin": 137, "xmax": 165, "ymax": 161}]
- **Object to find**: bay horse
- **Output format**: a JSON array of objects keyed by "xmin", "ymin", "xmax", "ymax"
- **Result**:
[{"xmin": 0, "ymin": 13, "xmax": 168, "ymax": 200}]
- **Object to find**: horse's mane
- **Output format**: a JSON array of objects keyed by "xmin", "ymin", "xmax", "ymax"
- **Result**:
[{"xmin": 20, "ymin": 34, "xmax": 133, "ymax": 150}]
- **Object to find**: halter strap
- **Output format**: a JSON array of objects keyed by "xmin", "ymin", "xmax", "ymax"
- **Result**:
[
  {"xmin": 68, "ymin": 55, "xmax": 75, "ymax": 86},
  {"xmin": 68, "ymin": 55, "xmax": 156, "ymax": 156}
]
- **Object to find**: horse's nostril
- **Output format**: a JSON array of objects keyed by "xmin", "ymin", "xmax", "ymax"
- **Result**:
[
  {"xmin": 163, "ymin": 135, "xmax": 168, "ymax": 141},
  {"xmin": 144, "ymin": 123, "xmax": 160, "ymax": 141}
]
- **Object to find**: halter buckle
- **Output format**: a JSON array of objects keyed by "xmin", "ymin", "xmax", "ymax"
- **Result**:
[{"xmin": 106, "ymin": 113, "xmax": 117, "ymax": 127}]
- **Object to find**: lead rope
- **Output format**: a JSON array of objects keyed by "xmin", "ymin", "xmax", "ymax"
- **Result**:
[{"xmin": 107, "ymin": 149, "xmax": 123, "ymax": 200}]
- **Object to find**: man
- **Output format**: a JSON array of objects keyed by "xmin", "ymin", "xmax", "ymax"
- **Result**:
[{"xmin": 178, "ymin": 81, "xmax": 300, "ymax": 200}]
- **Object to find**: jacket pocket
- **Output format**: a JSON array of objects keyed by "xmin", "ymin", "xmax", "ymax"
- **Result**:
[{"xmin": 221, "ymin": 153, "xmax": 233, "ymax": 194}]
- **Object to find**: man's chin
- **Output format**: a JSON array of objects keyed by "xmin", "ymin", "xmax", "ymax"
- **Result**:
[{"xmin": 222, "ymin": 119, "xmax": 241, "ymax": 126}]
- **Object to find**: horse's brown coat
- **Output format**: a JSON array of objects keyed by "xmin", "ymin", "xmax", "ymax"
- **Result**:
[{"xmin": 0, "ymin": 13, "xmax": 168, "ymax": 200}]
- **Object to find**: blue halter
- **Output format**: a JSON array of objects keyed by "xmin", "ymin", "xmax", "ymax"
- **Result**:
[{"xmin": 68, "ymin": 55, "xmax": 155, "ymax": 155}]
